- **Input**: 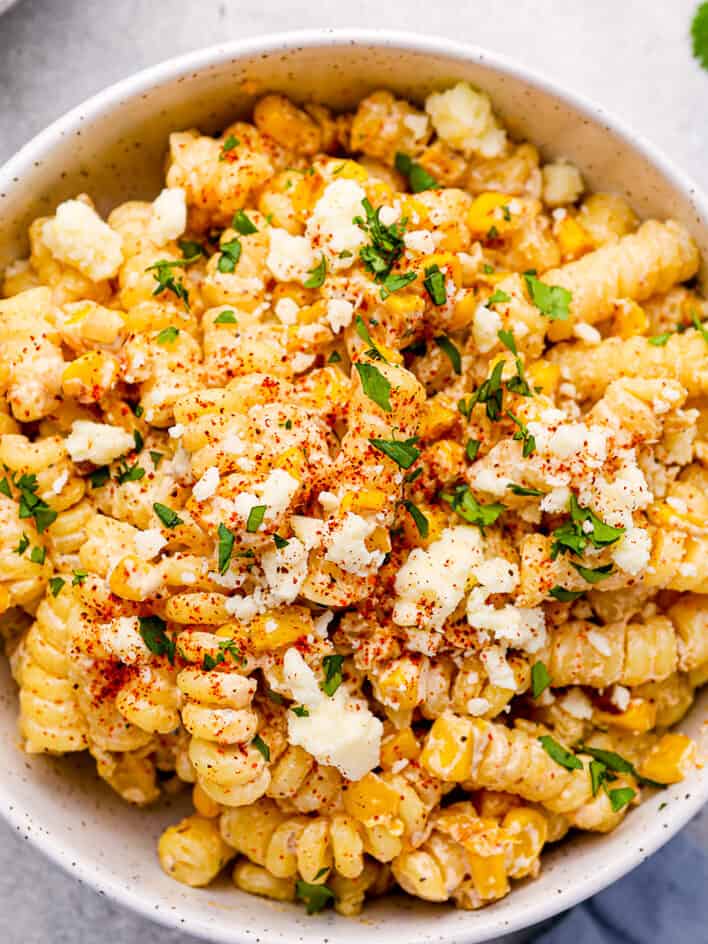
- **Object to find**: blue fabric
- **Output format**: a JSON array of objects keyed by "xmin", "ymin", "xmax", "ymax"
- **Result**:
[{"xmin": 533, "ymin": 832, "xmax": 707, "ymax": 944}]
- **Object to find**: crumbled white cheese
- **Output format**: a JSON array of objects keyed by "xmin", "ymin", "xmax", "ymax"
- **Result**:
[
  {"xmin": 540, "ymin": 486, "xmax": 571, "ymax": 514},
  {"xmin": 266, "ymin": 228, "xmax": 316, "ymax": 283},
  {"xmin": 611, "ymin": 526, "xmax": 651, "ymax": 575},
  {"xmin": 466, "ymin": 697, "xmax": 491, "ymax": 716},
  {"xmin": 402, "ymin": 112, "xmax": 430, "ymax": 140},
  {"xmin": 666, "ymin": 496, "xmax": 688, "ymax": 514},
  {"xmin": 231, "ymin": 468, "xmax": 300, "ymax": 529},
  {"xmin": 480, "ymin": 645, "xmax": 517, "ymax": 689},
  {"xmin": 134, "ymin": 528, "xmax": 167, "ymax": 561},
  {"xmin": 224, "ymin": 588, "xmax": 268, "ymax": 621},
  {"xmin": 560, "ymin": 687, "xmax": 594, "ymax": 720},
  {"xmin": 318, "ymin": 490, "xmax": 341, "ymax": 514},
  {"xmin": 610, "ymin": 685, "xmax": 631, "ymax": 712},
  {"xmin": 290, "ymin": 352, "xmax": 316, "ymax": 374},
  {"xmin": 573, "ymin": 322, "xmax": 602, "ymax": 345},
  {"xmin": 393, "ymin": 526, "xmax": 483, "ymax": 630},
  {"xmin": 313, "ymin": 609, "xmax": 334, "ymax": 638},
  {"xmin": 404, "ymin": 229, "xmax": 437, "ymax": 254},
  {"xmin": 168, "ymin": 424, "xmax": 185, "ymax": 439},
  {"xmin": 274, "ymin": 297, "xmax": 299, "ymax": 325},
  {"xmin": 326, "ymin": 298, "xmax": 354, "ymax": 334},
  {"xmin": 100, "ymin": 615, "xmax": 150, "ymax": 664},
  {"xmin": 290, "ymin": 515, "xmax": 326, "ymax": 549},
  {"xmin": 51, "ymin": 470, "xmax": 69, "ymax": 495},
  {"xmin": 472, "ymin": 303, "xmax": 502, "ymax": 353},
  {"xmin": 192, "ymin": 466, "xmax": 220, "ymax": 502},
  {"xmin": 472, "ymin": 557, "xmax": 519, "ymax": 594},
  {"xmin": 378, "ymin": 205, "xmax": 400, "ymax": 227},
  {"xmin": 587, "ymin": 629, "xmax": 612, "ymax": 657},
  {"xmin": 261, "ymin": 537, "xmax": 308, "ymax": 605},
  {"xmin": 306, "ymin": 179, "xmax": 367, "ymax": 269},
  {"xmin": 467, "ymin": 592, "xmax": 547, "ymax": 653},
  {"xmin": 66, "ymin": 420, "xmax": 134, "ymax": 466},
  {"xmin": 283, "ymin": 647, "xmax": 382, "ymax": 780},
  {"xmin": 679, "ymin": 562, "xmax": 697, "ymax": 577},
  {"xmin": 42, "ymin": 199, "xmax": 124, "ymax": 281},
  {"xmin": 425, "ymin": 83, "xmax": 506, "ymax": 157},
  {"xmin": 472, "ymin": 465, "xmax": 512, "ymax": 497},
  {"xmin": 324, "ymin": 513, "xmax": 384, "ymax": 577},
  {"xmin": 148, "ymin": 187, "xmax": 187, "ymax": 244},
  {"xmin": 547, "ymin": 423, "xmax": 607, "ymax": 463}
]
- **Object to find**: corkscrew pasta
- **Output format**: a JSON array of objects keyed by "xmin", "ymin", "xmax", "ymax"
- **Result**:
[{"xmin": 0, "ymin": 81, "xmax": 705, "ymax": 917}]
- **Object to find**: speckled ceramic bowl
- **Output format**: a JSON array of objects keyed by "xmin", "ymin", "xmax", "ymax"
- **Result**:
[{"xmin": 0, "ymin": 29, "xmax": 707, "ymax": 944}]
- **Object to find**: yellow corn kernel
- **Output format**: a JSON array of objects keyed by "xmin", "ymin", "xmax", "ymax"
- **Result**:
[
  {"xmin": 298, "ymin": 366, "xmax": 350, "ymax": 411},
  {"xmin": 503, "ymin": 808, "xmax": 547, "ymax": 878},
  {"xmin": 384, "ymin": 292, "xmax": 424, "ymax": 317},
  {"xmin": 79, "ymin": 303, "xmax": 125, "ymax": 344},
  {"xmin": 466, "ymin": 192, "xmax": 516, "ymax": 237},
  {"xmin": 340, "ymin": 488, "xmax": 388, "ymax": 514},
  {"xmin": 122, "ymin": 302, "xmax": 179, "ymax": 334},
  {"xmin": 425, "ymin": 439, "xmax": 466, "ymax": 483},
  {"xmin": 274, "ymin": 446, "xmax": 307, "ymax": 482},
  {"xmin": 647, "ymin": 501, "xmax": 704, "ymax": 531},
  {"xmin": 291, "ymin": 172, "xmax": 325, "ymax": 216},
  {"xmin": 192, "ymin": 783, "xmax": 222, "ymax": 818},
  {"xmin": 400, "ymin": 196, "xmax": 430, "ymax": 226},
  {"xmin": 248, "ymin": 605, "xmax": 313, "ymax": 652},
  {"xmin": 367, "ymin": 525, "xmax": 391, "ymax": 555},
  {"xmin": 423, "ymin": 252, "xmax": 462, "ymax": 289},
  {"xmin": 108, "ymin": 555, "xmax": 162, "ymax": 602},
  {"xmin": 297, "ymin": 299, "xmax": 328, "ymax": 325},
  {"xmin": 402, "ymin": 502, "xmax": 447, "ymax": 548},
  {"xmin": 639, "ymin": 733, "xmax": 697, "ymax": 784},
  {"xmin": 271, "ymin": 282, "xmax": 314, "ymax": 309},
  {"xmin": 343, "ymin": 772, "xmax": 401, "ymax": 823},
  {"xmin": 467, "ymin": 852, "xmax": 510, "ymax": 901},
  {"xmin": 368, "ymin": 180, "xmax": 396, "ymax": 206},
  {"xmin": 450, "ymin": 291, "xmax": 477, "ymax": 330},
  {"xmin": 333, "ymin": 159, "xmax": 369, "ymax": 183},
  {"xmin": 556, "ymin": 216, "xmax": 594, "ymax": 260},
  {"xmin": 419, "ymin": 398, "xmax": 458, "ymax": 440},
  {"xmin": 421, "ymin": 714, "xmax": 474, "ymax": 782},
  {"xmin": 526, "ymin": 360, "xmax": 561, "ymax": 397},
  {"xmin": 62, "ymin": 350, "xmax": 118, "ymax": 403},
  {"xmin": 614, "ymin": 300, "xmax": 649, "ymax": 339},
  {"xmin": 594, "ymin": 699, "xmax": 657, "ymax": 734},
  {"xmin": 375, "ymin": 659, "xmax": 420, "ymax": 712},
  {"xmin": 380, "ymin": 728, "xmax": 421, "ymax": 769}
]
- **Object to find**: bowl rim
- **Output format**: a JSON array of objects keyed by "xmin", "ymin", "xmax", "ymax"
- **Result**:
[{"xmin": 1, "ymin": 27, "xmax": 707, "ymax": 944}]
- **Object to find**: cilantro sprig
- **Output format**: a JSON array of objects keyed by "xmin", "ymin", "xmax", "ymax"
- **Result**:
[
  {"xmin": 441, "ymin": 484, "xmax": 506, "ymax": 532},
  {"xmin": 550, "ymin": 494, "xmax": 624, "ymax": 560},
  {"xmin": 146, "ymin": 259, "xmax": 191, "ymax": 308},
  {"xmin": 524, "ymin": 272, "xmax": 572, "ymax": 321},
  {"xmin": 394, "ymin": 152, "xmax": 437, "ymax": 193}
]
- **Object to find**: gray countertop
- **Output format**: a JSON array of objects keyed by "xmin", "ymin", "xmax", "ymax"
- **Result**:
[{"xmin": 0, "ymin": 1, "xmax": 707, "ymax": 941}]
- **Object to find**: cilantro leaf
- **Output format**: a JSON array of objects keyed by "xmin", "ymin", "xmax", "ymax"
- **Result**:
[
  {"xmin": 355, "ymin": 362, "xmax": 392, "ymax": 412},
  {"xmin": 217, "ymin": 522, "xmax": 235, "ymax": 574},
  {"xmin": 497, "ymin": 329, "xmax": 517, "ymax": 354},
  {"xmin": 507, "ymin": 483, "xmax": 543, "ymax": 496},
  {"xmin": 441, "ymin": 484, "xmax": 506, "ymax": 532},
  {"xmin": 232, "ymin": 209, "xmax": 258, "ymax": 234},
  {"xmin": 355, "ymin": 197, "xmax": 406, "ymax": 284},
  {"xmin": 150, "ymin": 451, "xmax": 164, "ymax": 468},
  {"xmin": 48, "ymin": 576, "xmax": 65, "ymax": 597},
  {"xmin": 15, "ymin": 533, "xmax": 29, "ymax": 555},
  {"xmin": 434, "ymin": 335, "xmax": 461, "ymax": 374},
  {"xmin": 380, "ymin": 270, "xmax": 416, "ymax": 299},
  {"xmin": 153, "ymin": 503, "xmax": 183, "ymax": 529},
  {"xmin": 692, "ymin": 1, "xmax": 708, "ymax": 70},
  {"xmin": 609, "ymin": 787, "xmax": 637, "ymax": 812},
  {"xmin": 403, "ymin": 500, "xmax": 429, "ymax": 538},
  {"xmin": 178, "ymin": 239, "xmax": 206, "ymax": 261},
  {"xmin": 424, "ymin": 265, "xmax": 447, "ymax": 305},
  {"xmin": 304, "ymin": 254, "xmax": 327, "ymax": 289},
  {"xmin": 0, "ymin": 477, "xmax": 11, "ymax": 497},
  {"xmin": 291, "ymin": 705, "xmax": 310, "ymax": 717},
  {"xmin": 138, "ymin": 615, "xmax": 175, "ymax": 663},
  {"xmin": 246, "ymin": 504, "xmax": 267, "ymax": 533},
  {"xmin": 115, "ymin": 462, "xmax": 145, "ymax": 485},
  {"xmin": 146, "ymin": 260, "xmax": 190, "ymax": 308},
  {"xmin": 487, "ymin": 289, "xmax": 510, "ymax": 305},
  {"xmin": 214, "ymin": 309, "xmax": 238, "ymax": 325},
  {"xmin": 219, "ymin": 134, "xmax": 240, "ymax": 159},
  {"xmin": 394, "ymin": 152, "xmax": 437, "ymax": 193},
  {"xmin": 369, "ymin": 436, "xmax": 420, "ymax": 469},
  {"xmin": 590, "ymin": 759, "xmax": 608, "ymax": 796},
  {"xmin": 507, "ymin": 410, "xmax": 536, "ymax": 457},
  {"xmin": 89, "ymin": 467, "xmax": 110, "ymax": 489},
  {"xmin": 524, "ymin": 272, "xmax": 572, "ymax": 320},
  {"xmin": 531, "ymin": 661, "xmax": 551, "ymax": 698},
  {"xmin": 296, "ymin": 878, "xmax": 335, "ymax": 914},
  {"xmin": 571, "ymin": 561, "xmax": 614, "ymax": 584},
  {"xmin": 465, "ymin": 438, "xmax": 480, "ymax": 461},
  {"xmin": 648, "ymin": 332, "xmax": 671, "ymax": 346},
  {"xmin": 71, "ymin": 568, "xmax": 88, "ymax": 586},
  {"xmin": 538, "ymin": 735, "xmax": 583, "ymax": 771},
  {"xmin": 251, "ymin": 734, "xmax": 270, "ymax": 761},
  {"xmin": 321, "ymin": 654, "xmax": 345, "ymax": 696},
  {"xmin": 30, "ymin": 545, "xmax": 46, "ymax": 565},
  {"xmin": 217, "ymin": 238, "xmax": 242, "ymax": 273},
  {"xmin": 273, "ymin": 533, "xmax": 290, "ymax": 549},
  {"xmin": 156, "ymin": 326, "xmax": 180, "ymax": 345},
  {"xmin": 549, "ymin": 585, "xmax": 586, "ymax": 602}
]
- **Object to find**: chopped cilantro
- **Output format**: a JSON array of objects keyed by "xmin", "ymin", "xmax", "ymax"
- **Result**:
[
  {"xmin": 72, "ymin": 569, "xmax": 88, "ymax": 586},
  {"xmin": 149, "ymin": 451, "xmax": 164, "ymax": 468},
  {"xmin": 214, "ymin": 309, "xmax": 238, "ymax": 325},
  {"xmin": 355, "ymin": 197, "xmax": 406, "ymax": 285},
  {"xmin": 304, "ymin": 254, "xmax": 327, "ymax": 289},
  {"xmin": 133, "ymin": 429, "xmax": 144, "ymax": 453},
  {"xmin": 146, "ymin": 260, "xmax": 190, "ymax": 308},
  {"xmin": 466, "ymin": 438, "xmax": 481, "ymax": 462},
  {"xmin": 219, "ymin": 134, "xmax": 239, "ymax": 159},
  {"xmin": 217, "ymin": 238, "xmax": 242, "ymax": 273},
  {"xmin": 551, "ymin": 494, "xmax": 624, "ymax": 559},
  {"xmin": 30, "ymin": 545, "xmax": 46, "ymax": 565},
  {"xmin": 648, "ymin": 332, "xmax": 671, "ymax": 346},
  {"xmin": 13, "ymin": 473, "xmax": 57, "ymax": 533},
  {"xmin": 380, "ymin": 270, "xmax": 417, "ymax": 299},
  {"xmin": 291, "ymin": 705, "xmax": 310, "ymax": 717},
  {"xmin": 609, "ymin": 786, "xmax": 637, "ymax": 812},
  {"xmin": 571, "ymin": 561, "xmax": 614, "ymax": 584},
  {"xmin": 692, "ymin": 2, "xmax": 708, "ymax": 70},
  {"xmin": 507, "ymin": 483, "xmax": 543, "ymax": 496},
  {"xmin": 483, "ymin": 264, "xmax": 495, "ymax": 274},
  {"xmin": 441, "ymin": 484, "xmax": 506, "ymax": 532},
  {"xmin": 296, "ymin": 878, "xmax": 335, "ymax": 914},
  {"xmin": 153, "ymin": 502, "xmax": 183, "ymax": 529},
  {"xmin": 328, "ymin": 350, "xmax": 342, "ymax": 364},
  {"xmin": 251, "ymin": 734, "xmax": 271, "ymax": 761},
  {"xmin": 156, "ymin": 325, "xmax": 180, "ymax": 345},
  {"xmin": 115, "ymin": 462, "xmax": 145, "ymax": 485},
  {"xmin": 369, "ymin": 436, "xmax": 420, "ymax": 469},
  {"xmin": 138, "ymin": 615, "xmax": 175, "ymax": 663},
  {"xmin": 590, "ymin": 760, "xmax": 608, "ymax": 796},
  {"xmin": 246, "ymin": 504, "xmax": 267, "ymax": 533},
  {"xmin": 0, "ymin": 477, "xmax": 11, "ymax": 498},
  {"xmin": 15, "ymin": 533, "xmax": 29, "ymax": 555},
  {"xmin": 354, "ymin": 314, "xmax": 385, "ymax": 361},
  {"xmin": 531, "ymin": 661, "xmax": 551, "ymax": 698},
  {"xmin": 354, "ymin": 362, "xmax": 392, "ymax": 412},
  {"xmin": 403, "ymin": 500, "xmax": 429, "ymax": 538},
  {"xmin": 488, "ymin": 288, "xmax": 511, "ymax": 305},
  {"xmin": 524, "ymin": 272, "xmax": 572, "ymax": 321},
  {"xmin": 394, "ymin": 152, "xmax": 437, "ymax": 192},
  {"xmin": 48, "ymin": 576, "xmax": 65, "ymax": 597},
  {"xmin": 178, "ymin": 239, "xmax": 206, "ymax": 261},
  {"xmin": 497, "ymin": 329, "xmax": 517, "ymax": 354},
  {"xmin": 321, "ymin": 654, "xmax": 345, "ymax": 696},
  {"xmin": 549, "ymin": 586, "xmax": 586, "ymax": 602},
  {"xmin": 232, "ymin": 209, "xmax": 258, "ymax": 234},
  {"xmin": 691, "ymin": 310, "xmax": 708, "ymax": 344},
  {"xmin": 273, "ymin": 533, "xmax": 290, "ymax": 549},
  {"xmin": 217, "ymin": 522, "xmax": 235, "ymax": 574},
  {"xmin": 89, "ymin": 466, "xmax": 110, "ymax": 489},
  {"xmin": 424, "ymin": 264, "xmax": 447, "ymax": 305},
  {"xmin": 538, "ymin": 735, "xmax": 583, "ymax": 771},
  {"xmin": 434, "ymin": 334, "xmax": 461, "ymax": 374},
  {"xmin": 507, "ymin": 410, "xmax": 536, "ymax": 457}
]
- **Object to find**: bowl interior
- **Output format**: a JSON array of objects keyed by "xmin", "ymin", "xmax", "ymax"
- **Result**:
[{"xmin": 1, "ymin": 32, "xmax": 707, "ymax": 944}]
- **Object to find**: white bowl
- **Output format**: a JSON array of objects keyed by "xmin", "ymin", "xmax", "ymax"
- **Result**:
[{"xmin": 1, "ymin": 29, "xmax": 707, "ymax": 944}]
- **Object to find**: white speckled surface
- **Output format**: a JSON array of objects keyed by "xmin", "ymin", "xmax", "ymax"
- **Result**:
[{"xmin": 0, "ymin": 2, "xmax": 707, "ymax": 943}]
